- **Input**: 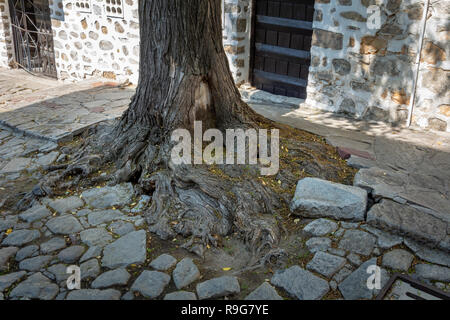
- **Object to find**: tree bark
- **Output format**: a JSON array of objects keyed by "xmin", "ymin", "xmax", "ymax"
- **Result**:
[
  {"xmin": 106, "ymin": 0, "xmax": 286, "ymax": 262},
  {"xmin": 120, "ymin": 0, "xmax": 257, "ymax": 131}
]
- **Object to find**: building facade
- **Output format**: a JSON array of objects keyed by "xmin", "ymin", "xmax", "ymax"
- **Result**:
[{"xmin": 0, "ymin": 0, "xmax": 449, "ymax": 132}]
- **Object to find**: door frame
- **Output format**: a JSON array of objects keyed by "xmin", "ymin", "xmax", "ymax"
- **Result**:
[{"xmin": 8, "ymin": 0, "xmax": 57, "ymax": 78}]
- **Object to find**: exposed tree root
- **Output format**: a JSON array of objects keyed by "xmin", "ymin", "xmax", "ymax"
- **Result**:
[{"xmin": 15, "ymin": 116, "xmax": 356, "ymax": 272}]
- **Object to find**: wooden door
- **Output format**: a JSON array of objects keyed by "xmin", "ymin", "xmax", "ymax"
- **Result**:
[{"xmin": 251, "ymin": 0, "xmax": 315, "ymax": 99}]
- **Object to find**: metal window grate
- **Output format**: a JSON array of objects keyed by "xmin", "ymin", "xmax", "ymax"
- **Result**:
[
  {"xmin": 9, "ymin": 0, "xmax": 57, "ymax": 78},
  {"xmin": 376, "ymin": 273, "xmax": 450, "ymax": 300}
]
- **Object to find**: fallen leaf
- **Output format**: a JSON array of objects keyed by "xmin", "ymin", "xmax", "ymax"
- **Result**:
[
  {"xmin": 222, "ymin": 267, "xmax": 232, "ymax": 271},
  {"xmin": 5, "ymin": 228, "xmax": 12, "ymax": 235}
]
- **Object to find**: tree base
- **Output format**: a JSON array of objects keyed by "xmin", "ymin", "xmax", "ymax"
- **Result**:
[{"xmin": 17, "ymin": 117, "xmax": 355, "ymax": 270}]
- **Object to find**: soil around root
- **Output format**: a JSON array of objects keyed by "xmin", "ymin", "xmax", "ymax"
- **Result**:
[{"xmin": 14, "ymin": 119, "xmax": 356, "ymax": 271}]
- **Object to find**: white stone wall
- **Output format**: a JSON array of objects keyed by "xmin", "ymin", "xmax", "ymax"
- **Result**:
[
  {"xmin": 0, "ymin": 0, "xmax": 13, "ymax": 68},
  {"xmin": 51, "ymin": 0, "xmax": 140, "ymax": 84},
  {"xmin": 222, "ymin": 0, "xmax": 252, "ymax": 85},
  {"xmin": 304, "ymin": 0, "xmax": 449, "ymax": 131},
  {"xmin": 413, "ymin": 0, "xmax": 450, "ymax": 131}
]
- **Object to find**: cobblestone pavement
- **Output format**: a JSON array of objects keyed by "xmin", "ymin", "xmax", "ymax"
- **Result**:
[{"xmin": 0, "ymin": 70, "xmax": 449, "ymax": 300}]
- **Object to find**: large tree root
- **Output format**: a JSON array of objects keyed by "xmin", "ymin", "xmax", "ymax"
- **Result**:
[{"xmin": 15, "ymin": 118, "xmax": 355, "ymax": 271}]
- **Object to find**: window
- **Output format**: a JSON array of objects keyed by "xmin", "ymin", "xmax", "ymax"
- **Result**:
[
  {"xmin": 75, "ymin": 0, "xmax": 92, "ymax": 13},
  {"xmin": 105, "ymin": 0, "xmax": 124, "ymax": 18}
]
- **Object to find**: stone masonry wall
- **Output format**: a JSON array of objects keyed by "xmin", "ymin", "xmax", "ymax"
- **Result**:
[
  {"xmin": 304, "ymin": 0, "xmax": 450, "ymax": 132},
  {"xmin": 413, "ymin": 0, "xmax": 449, "ymax": 131},
  {"xmin": 51, "ymin": 0, "xmax": 140, "ymax": 84},
  {"xmin": 222, "ymin": 0, "xmax": 252, "ymax": 85},
  {"xmin": 0, "ymin": 0, "xmax": 13, "ymax": 68}
]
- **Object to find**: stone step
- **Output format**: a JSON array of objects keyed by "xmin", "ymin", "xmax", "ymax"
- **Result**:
[
  {"xmin": 354, "ymin": 167, "xmax": 450, "ymax": 225},
  {"xmin": 367, "ymin": 199, "xmax": 449, "ymax": 252},
  {"xmin": 290, "ymin": 177, "xmax": 368, "ymax": 221}
]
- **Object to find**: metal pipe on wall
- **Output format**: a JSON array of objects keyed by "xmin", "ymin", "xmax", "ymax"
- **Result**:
[{"xmin": 406, "ymin": 0, "xmax": 431, "ymax": 127}]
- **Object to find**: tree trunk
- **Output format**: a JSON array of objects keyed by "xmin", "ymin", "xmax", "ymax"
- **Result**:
[
  {"xmin": 120, "ymin": 0, "xmax": 257, "ymax": 133},
  {"xmin": 106, "ymin": 0, "xmax": 286, "ymax": 262}
]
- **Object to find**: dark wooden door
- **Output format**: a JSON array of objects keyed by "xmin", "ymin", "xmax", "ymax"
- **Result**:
[
  {"xmin": 250, "ymin": 0, "xmax": 314, "ymax": 99},
  {"xmin": 8, "ymin": 0, "xmax": 57, "ymax": 78}
]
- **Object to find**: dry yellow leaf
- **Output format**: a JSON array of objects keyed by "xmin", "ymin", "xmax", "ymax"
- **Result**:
[
  {"xmin": 222, "ymin": 267, "xmax": 232, "ymax": 271},
  {"xmin": 5, "ymin": 228, "xmax": 13, "ymax": 235}
]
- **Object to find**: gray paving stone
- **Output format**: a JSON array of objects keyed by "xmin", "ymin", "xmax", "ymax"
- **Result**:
[
  {"xmin": 346, "ymin": 155, "xmax": 377, "ymax": 169},
  {"xmin": 271, "ymin": 265, "xmax": 329, "ymax": 300},
  {"xmin": 347, "ymin": 253, "xmax": 363, "ymax": 267},
  {"xmin": 354, "ymin": 167, "xmax": 450, "ymax": 224},
  {"xmin": 102, "ymin": 230, "xmax": 146, "ymax": 269},
  {"xmin": 338, "ymin": 258, "xmax": 389, "ymax": 300},
  {"xmin": 0, "ymin": 271, "xmax": 27, "ymax": 291},
  {"xmin": 80, "ymin": 259, "xmax": 100, "ymax": 280},
  {"xmin": 333, "ymin": 227, "xmax": 345, "ymax": 237},
  {"xmin": 47, "ymin": 263, "xmax": 70, "ymax": 284},
  {"xmin": 121, "ymin": 292, "xmax": 135, "ymax": 300},
  {"xmin": 360, "ymin": 225, "xmax": 403, "ymax": 249},
  {"xmin": 76, "ymin": 208, "xmax": 93, "ymax": 217},
  {"xmin": 245, "ymin": 282, "xmax": 283, "ymax": 300},
  {"xmin": 57, "ymin": 246, "xmax": 85, "ymax": 263},
  {"xmin": 404, "ymin": 238, "xmax": 450, "ymax": 267},
  {"xmin": 80, "ymin": 228, "xmax": 113, "ymax": 247},
  {"xmin": 332, "ymin": 265, "xmax": 354, "ymax": 283},
  {"xmin": 340, "ymin": 222, "xmax": 360, "ymax": 229},
  {"xmin": 150, "ymin": 254, "xmax": 177, "ymax": 271},
  {"xmin": 46, "ymin": 215, "xmax": 83, "ymax": 235},
  {"xmin": 47, "ymin": 196, "xmax": 84, "ymax": 214},
  {"xmin": 306, "ymin": 251, "xmax": 347, "ymax": 278},
  {"xmin": 338, "ymin": 229, "xmax": 376, "ymax": 256},
  {"xmin": 164, "ymin": 291, "xmax": 197, "ymax": 300},
  {"xmin": 66, "ymin": 289, "xmax": 121, "ymax": 300},
  {"xmin": 40, "ymin": 237, "xmax": 66, "ymax": 254},
  {"xmin": 327, "ymin": 247, "xmax": 346, "ymax": 257},
  {"xmin": 0, "ymin": 246, "xmax": 19, "ymax": 271},
  {"xmin": 414, "ymin": 264, "xmax": 450, "ymax": 282},
  {"xmin": 367, "ymin": 199, "xmax": 447, "ymax": 247},
  {"xmin": 382, "ymin": 249, "xmax": 414, "ymax": 271},
  {"xmin": 108, "ymin": 220, "xmax": 135, "ymax": 236},
  {"xmin": 303, "ymin": 218, "xmax": 338, "ymax": 237},
  {"xmin": 306, "ymin": 237, "xmax": 331, "ymax": 253},
  {"xmin": 2, "ymin": 229, "xmax": 40, "ymax": 246},
  {"xmin": 35, "ymin": 151, "xmax": 58, "ymax": 167},
  {"xmin": 9, "ymin": 272, "xmax": 59, "ymax": 300},
  {"xmin": 81, "ymin": 183, "xmax": 134, "ymax": 209},
  {"xmin": 0, "ymin": 216, "xmax": 18, "ymax": 232},
  {"xmin": 19, "ymin": 205, "xmax": 52, "ymax": 223},
  {"xmin": 290, "ymin": 177, "xmax": 367, "ymax": 221},
  {"xmin": 173, "ymin": 258, "xmax": 201, "ymax": 289},
  {"xmin": 131, "ymin": 271, "xmax": 170, "ymax": 299},
  {"xmin": 87, "ymin": 209, "xmax": 126, "ymax": 226},
  {"xmin": 0, "ymin": 157, "xmax": 31, "ymax": 173},
  {"xmin": 80, "ymin": 245, "xmax": 102, "ymax": 263},
  {"xmin": 19, "ymin": 255, "xmax": 53, "ymax": 271},
  {"xmin": 196, "ymin": 276, "xmax": 240, "ymax": 300},
  {"xmin": 91, "ymin": 268, "xmax": 131, "ymax": 289},
  {"xmin": 55, "ymin": 292, "xmax": 67, "ymax": 300},
  {"xmin": 15, "ymin": 245, "xmax": 39, "ymax": 262}
]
